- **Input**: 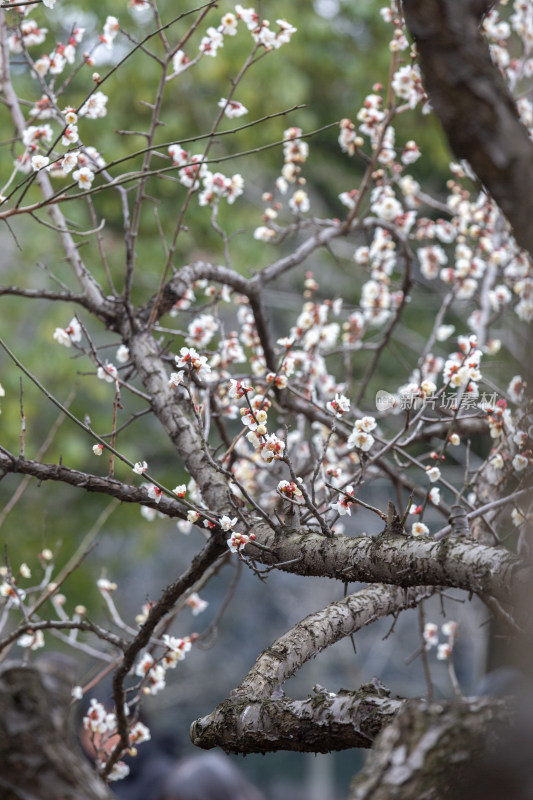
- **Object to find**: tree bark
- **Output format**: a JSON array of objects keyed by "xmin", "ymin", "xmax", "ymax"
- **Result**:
[
  {"xmin": 402, "ymin": 0, "xmax": 533, "ymax": 257},
  {"xmin": 349, "ymin": 696, "xmax": 515, "ymax": 800},
  {"xmin": 0, "ymin": 655, "xmax": 113, "ymax": 800}
]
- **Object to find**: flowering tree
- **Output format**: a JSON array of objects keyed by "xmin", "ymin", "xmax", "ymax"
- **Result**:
[{"xmin": 0, "ymin": 0, "xmax": 531, "ymax": 797}]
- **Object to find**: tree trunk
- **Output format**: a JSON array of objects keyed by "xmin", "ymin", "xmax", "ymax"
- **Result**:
[{"xmin": 0, "ymin": 656, "xmax": 113, "ymax": 800}]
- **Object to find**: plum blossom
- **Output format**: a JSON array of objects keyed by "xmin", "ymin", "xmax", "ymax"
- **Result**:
[
  {"xmin": 219, "ymin": 515, "xmax": 237, "ymax": 531},
  {"xmin": 17, "ymin": 630, "xmax": 45, "ymax": 650},
  {"xmin": 227, "ymin": 532, "xmax": 252, "ymax": 552},
  {"xmin": 218, "ymin": 98, "xmax": 248, "ymax": 118},
  {"xmin": 92, "ymin": 444, "xmax": 103, "ymax": 456},
  {"xmin": 133, "ymin": 461, "xmax": 148, "ymax": 474},
  {"xmin": 260, "ymin": 433, "xmax": 285, "ymax": 462},
  {"xmin": 426, "ymin": 466, "xmax": 441, "ymax": 482},
  {"xmin": 186, "ymin": 592, "xmax": 209, "ymax": 615},
  {"xmin": 97, "ymin": 362, "xmax": 118, "ymax": 383},
  {"xmin": 411, "ymin": 521, "xmax": 430, "ymax": 536},
  {"xmin": 199, "ymin": 27, "xmax": 223, "ymax": 56},
  {"xmin": 31, "ymin": 155, "xmax": 50, "ymax": 171},
  {"xmin": 53, "ymin": 317, "xmax": 82, "ymax": 347},
  {"xmin": 289, "ymin": 189, "xmax": 310, "ymax": 214},
  {"xmin": 327, "ymin": 393, "xmax": 351, "ymax": 418},
  {"xmin": 172, "ymin": 50, "xmax": 190, "ymax": 74},
  {"xmin": 72, "ymin": 167, "xmax": 95, "ymax": 190},
  {"xmin": 331, "ymin": 485, "xmax": 354, "ymax": 516},
  {"xmin": 175, "ymin": 347, "xmax": 211, "ymax": 380},
  {"xmin": 79, "ymin": 91, "xmax": 108, "ymax": 119}
]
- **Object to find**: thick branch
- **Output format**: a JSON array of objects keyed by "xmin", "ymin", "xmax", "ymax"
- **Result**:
[
  {"xmin": 402, "ymin": 0, "xmax": 533, "ymax": 255},
  {"xmin": 250, "ymin": 522, "xmax": 526, "ymax": 605},
  {"xmin": 350, "ymin": 696, "xmax": 515, "ymax": 800},
  {"xmin": 191, "ymin": 690, "xmax": 405, "ymax": 754},
  {"xmin": 235, "ymin": 585, "xmax": 433, "ymax": 701},
  {"xmin": 0, "ymin": 656, "xmax": 113, "ymax": 800},
  {"xmin": 137, "ymin": 261, "xmax": 250, "ymax": 323}
]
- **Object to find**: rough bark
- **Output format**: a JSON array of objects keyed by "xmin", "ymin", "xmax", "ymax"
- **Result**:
[
  {"xmin": 349, "ymin": 696, "xmax": 516, "ymax": 800},
  {"xmin": 192, "ymin": 585, "xmax": 430, "ymax": 752},
  {"xmin": 402, "ymin": 0, "xmax": 533, "ymax": 256},
  {"xmin": 191, "ymin": 689, "xmax": 405, "ymax": 754},
  {"xmin": 0, "ymin": 655, "xmax": 113, "ymax": 800}
]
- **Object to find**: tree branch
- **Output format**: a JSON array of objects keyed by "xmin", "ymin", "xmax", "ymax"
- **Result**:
[{"xmin": 402, "ymin": 0, "xmax": 533, "ymax": 256}]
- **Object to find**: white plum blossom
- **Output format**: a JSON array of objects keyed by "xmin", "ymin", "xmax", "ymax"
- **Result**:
[
  {"xmin": 218, "ymin": 98, "xmax": 248, "ymax": 118},
  {"xmin": 199, "ymin": 27, "xmax": 224, "ymax": 56},
  {"xmin": 72, "ymin": 167, "xmax": 95, "ymax": 190},
  {"xmin": 219, "ymin": 515, "xmax": 237, "ymax": 531},
  {"xmin": 53, "ymin": 317, "xmax": 82, "ymax": 347},
  {"xmin": 31, "ymin": 155, "xmax": 50, "ymax": 171},
  {"xmin": 169, "ymin": 371, "xmax": 185, "ymax": 387},
  {"xmin": 79, "ymin": 91, "xmax": 108, "ymax": 119},
  {"xmin": 235, "ymin": 5, "xmax": 259, "ymax": 30},
  {"xmin": 186, "ymin": 592, "xmax": 209, "ymax": 614},
  {"xmin": 426, "ymin": 466, "xmax": 441, "ymax": 482},
  {"xmin": 331, "ymin": 486, "xmax": 354, "ymax": 516},
  {"xmin": 326, "ymin": 393, "xmax": 351, "ymax": 418},
  {"xmin": 97, "ymin": 362, "xmax": 118, "ymax": 383},
  {"xmin": 17, "ymin": 630, "xmax": 45, "ymax": 650},
  {"xmin": 411, "ymin": 522, "xmax": 430, "ymax": 536},
  {"xmin": 133, "ymin": 461, "xmax": 148, "ymax": 474},
  {"xmin": 289, "ymin": 189, "xmax": 310, "ymax": 214},
  {"xmin": 172, "ymin": 50, "xmax": 191, "ymax": 74},
  {"xmin": 227, "ymin": 532, "xmax": 251, "ymax": 552},
  {"xmin": 116, "ymin": 345, "xmax": 129, "ymax": 363},
  {"xmin": 512, "ymin": 454, "xmax": 529, "ymax": 471}
]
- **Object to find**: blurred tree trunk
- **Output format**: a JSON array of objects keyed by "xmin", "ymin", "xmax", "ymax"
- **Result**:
[{"xmin": 0, "ymin": 656, "xmax": 113, "ymax": 800}]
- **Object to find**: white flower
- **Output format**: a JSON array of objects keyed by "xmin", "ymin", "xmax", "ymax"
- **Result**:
[
  {"xmin": 426, "ymin": 466, "xmax": 441, "ymax": 482},
  {"xmin": 17, "ymin": 630, "xmax": 45, "ymax": 650},
  {"xmin": 135, "ymin": 652, "xmax": 154, "ymax": 677},
  {"xmin": 512, "ymin": 454, "xmax": 529, "ymax": 471},
  {"xmin": 53, "ymin": 317, "xmax": 82, "ymax": 347},
  {"xmin": 31, "ymin": 155, "xmax": 50, "ymax": 171},
  {"xmin": 441, "ymin": 620, "xmax": 457, "ymax": 637},
  {"xmin": 218, "ymin": 98, "xmax": 248, "ymax": 118},
  {"xmin": 187, "ymin": 510, "xmax": 199, "ymax": 523},
  {"xmin": 436, "ymin": 325, "xmax": 455, "ymax": 341},
  {"xmin": 169, "ymin": 371, "xmax": 185, "ymax": 387},
  {"xmin": 437, "ymin": 643, "xmax": 452, "ymax": 661},
  {"xmin": 347, "ymin": 430, "xmax": 374, "ymax": 452},
  {"xmin": 227, "ymin": 532, "xmax": 250, "ymax": 552},
  {"xmin": 130, "ymin": 722, "xmax": 151, "ymax": 745},
  {"xmin": 116, "ymin": 344, "xmax": 129, "ymax": 363},
  {"xmin": 260, "ymin": 434, "xmax": 285, "ymax": 462},
  {"xmin": 71, "ymin": 685, "xmax": 83, "ymax": 700},
  {"xmin": 96, "ymin": 578, "xmax": 117, "ymax": 592},
  {"xmin": 423, "ymin": 623, "xmax": 438, "ymax": 648},
  {"xmin": 92, "ymin": 444, "xmax": 103, "ymax": 456},
  {"xmin": 429, "ymin": 487, "xmax": 440, "ymax": 506},
  {"xmin": 146, "ymin": 485, "xmax": 163, "ymax": 503},
  {"xmin": 107, "ymin": 762, "xmax": 130, "ymax": 782},
  {"xmin": 254, "ymin": 226, "xmax": 275, "ymax": 241},
  {"xmin": 72, "ymin": 166, "xmax": 94, "ymax": 190},
  {"xmin": 97, "ymin": 362, "xmax": 118, "ymax": 382},
  {"xmin": 79, "ymin": 91, "xmax": 108, "ymax": 119},
  {"xmin": 186, "ymin": 592, "xmax": 209, "ymax": 615},
  {"xmin": 411, "ymin": 522, "xmax": 429, "ymax": 536},
  {"xmin": 289, "ymin": 189, "xmax": 310, "ymax": 214},
  {"xmin": 219, "ymin": 515, "xmax": 237, "ymax": 531},
  {"xmin": 19, "ymin": 563, "xmax": 31, "ymax": 578},
  {"xmin": 133, "ymin": 461, "xmax": 148, "ymax": 474},
  {"xmin": 172, "ymin": 50, "xmax": 190, "ymax": 74}
]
